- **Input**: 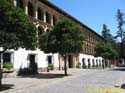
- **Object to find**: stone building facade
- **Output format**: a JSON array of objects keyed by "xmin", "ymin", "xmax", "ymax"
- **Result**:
[{"xmin": 1, "ymin": 0, "xmax": 104, "ymax": 73}]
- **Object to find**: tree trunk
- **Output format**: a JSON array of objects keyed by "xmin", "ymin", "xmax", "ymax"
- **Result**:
[
  {"xmin": 0, "ymin": 49, "xmax": 7, "ymax": 90},
  {"xmin": 64, "ymin": 54, "xmax": 68, "ymax": 76}
]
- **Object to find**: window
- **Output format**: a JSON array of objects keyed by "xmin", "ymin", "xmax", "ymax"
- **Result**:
[
  {"xmin": 84, "ymin": 44, "xmax": 86, "ymax": 52},
  {"xmin": 46, "ymin": 29, "xmax": 50, "ymax": 32},
  {"xmin": 88, "ymin": 59, "xmax": 90, "ymax": 62},
  {"xmin": 82, "ymin": 58, "xmax": 85, "ymax": 63},
  {"xmin": 86, "ymin": 43, "xmax": 88, "ymax": 53},
  {"xmin": 38, "ymin": 26, "xmax": 44, "ymax": 35},
  {"xmin": 37, "ymin": 8, "xmax": 43, "ymax": 20},
  {"xmin": 96, "ymin": 59, "xmax": 98, "ymax": 62},
  {"xmin": 3, "ymin": 53, "xmax": 11, "ymax": 63},
  {"xmin": 28, "ymin": 2, "xmax": 34, "ymax": 16},
  {"xmin": 29, "ymin": 54, "xmax": 35, "ymax": 63},
  {"xmin": 16, "ymin": 0, "xmax": 23, "ymax": 9},
  {"xmin": 46, "ymin": 12, "xmax": 50, "ymax": 23},
  {"xmin": 48, "ymin": 56, "xmax": 52, "ymax": 64},
  {"xmin": 53, "ymin": 16, "xmax": 56, "ymax": 25},
  {"xmin": 88, "ymin": 59, "xmax": 91, "ymax": 68},
  {"xmin": 85, "ymin": 43, "xmax": 87, "ymax": 53}
]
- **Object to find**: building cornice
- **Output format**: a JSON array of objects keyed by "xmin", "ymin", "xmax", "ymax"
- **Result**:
[{"xmin": 39, "ymin": 0, "xmax": 104, "ymax": 40}]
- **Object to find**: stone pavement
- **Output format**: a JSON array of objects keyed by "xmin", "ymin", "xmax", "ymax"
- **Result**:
[{"xmin": 1, "ymin": 68, "xmax": 102, "ymax": 93}]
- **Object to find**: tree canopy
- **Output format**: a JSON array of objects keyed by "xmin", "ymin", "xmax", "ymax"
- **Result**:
[
  {"xmin": 102, "ymin": 24, "xmax": 110, "ymax": 43},
  {"xmin": 116, "ymin": 9, "xmax": 125, "ymax": 41},
  {"xmin": 115, "ymin": 9, "xmax": 125, "ymax": 59},
  {"xmin": 0, "ymin": 0, "xmax": 37, "ymax": 89},
  {"xmin": 39, "ymin": 19, "xmax": 85, "ymax": 55},
  {"xmin": 94, "ymin": 42, "xmax": 118, "ymax": 59},
  {"xmin": 0, "ymin": 0, "xmax": 37, "ymax": 53},
  {"xmin": 102, "ymin": 24, "xmax": 116, "ymax": 45}
]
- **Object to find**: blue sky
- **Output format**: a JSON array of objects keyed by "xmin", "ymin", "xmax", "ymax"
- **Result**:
[{"xmin": 49, "ymin": 0, "xmax": 125, "ymax": 36}]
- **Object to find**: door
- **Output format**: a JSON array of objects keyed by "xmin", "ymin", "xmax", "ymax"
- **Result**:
[
  {"xmin": 29, "ymin": 54, "xmax": 35, "ymax": 63},
  {"xmin": 48, "ymin": 56, "xmax": 52, "ymax": 64},
  {"xmin": 68, "ymin": 55, "xmax": 73, "ymax": 68}
]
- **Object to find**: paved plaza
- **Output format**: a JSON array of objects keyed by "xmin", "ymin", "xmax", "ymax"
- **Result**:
[{"xmin": 1, "ymin": 67, "xmax": 125, "ymax": 93}]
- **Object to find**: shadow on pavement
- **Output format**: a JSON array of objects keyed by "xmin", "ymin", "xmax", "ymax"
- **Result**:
[
  {"xmin": 0, "ymin": 84, "xmax": 14, "ymax": 92},
  {"xmin": 18, "ymin": 73, "xmax": 72, "ymax": 79},
  {"xmin": 110, "ymin": 67, "xmax": 125, "ymax": 71}
]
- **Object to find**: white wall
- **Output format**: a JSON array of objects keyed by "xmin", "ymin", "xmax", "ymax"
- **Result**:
[
  {"xmin": 5, "ymin": 48, "xmax": 59, "ymax": 69},
  {"xmin": 2, "ymin": 49, "xmax": 103, "ymax": 69},
  {"xmin": 79, "ymin": 53, "xmax": 103, "ymax": 66}
]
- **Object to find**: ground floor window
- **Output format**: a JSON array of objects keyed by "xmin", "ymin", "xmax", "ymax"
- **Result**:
[
  {"xmin": 2, "ymin": 52, "xmax": 13, "ymax": 69},
  {"xmin": 48, "ymin": 56, "xmax": 52, "ymax": 64},
  {"xmin": 29, "ymin": 54, "xmax": 36, "ymax": 63},
  {"xmin": 3, "ymin": 53, "xmax": 11, "ymax": 63},
  {"xmin": 28, "ymin": 54, "xmax": 38, "ymax": 65}
]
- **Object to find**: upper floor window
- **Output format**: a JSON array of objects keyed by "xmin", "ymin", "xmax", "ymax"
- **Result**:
[
  {"xmin": 16, "ymin": 0, "xmax": 23, "ymax": 9},
  {"xmin": 37, "ymin": 7, "xmax": 43, "ymax": 20},
  {"xmin": 46, "ymin": 29, "xmax": 50, "ymax": 32},
  {"xmin": 38, "ymin": 26, "xmax": 44, "ymax": 35},
  {"xmin": 53, "ymin": 16, "xmax": 56, "ymax": 25},
  {"xmin": 46, "ymin": 12, "xmax": 50, "ymax": 24},
  {"xmin": 28, "ymin": 2, "xmax": 34, "ymax": 16}
]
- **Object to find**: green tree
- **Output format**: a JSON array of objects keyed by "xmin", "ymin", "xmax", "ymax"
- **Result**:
[
  {"xmin": 95, "ymin": 42, "xmax": 118, "ymax": 59},
  {"xmin": 115, "ymin": 9, "xmax": 125, "ymax": 59},
  {"xmin": 102, "ymin": 24, "xmax": 110, "ymax": 43},
  {"xmin": 102, "ymin": 24, "xmax": 116, "ymax": 45},
  {"xmin": 101, "ymin": 24, "xmax": 118, "ymax": 57},
  {"xmin": 0, "ymin": 0, "xmax": 37, "ymax": 89},
  {"xmin": 39, "ymin": 19, "xmax": 84, "ymax": 75},
  {"xmin": 122, "ymin": 38, "xmax": 125, "ymax": 59},
  {"xmin": 94, "ymin": 42, "xmax": 118, "ymax": 67}
]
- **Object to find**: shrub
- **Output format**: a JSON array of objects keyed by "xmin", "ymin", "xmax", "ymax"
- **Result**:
[
  {"xmin": 48, "ymin": 64, "xmax": 54, "ymax": 70},
  {"xmin": 76, "ymin": 62, "xmax": 81, "ymax": 68},
  {"xmin": 3, "ymin": 62, "xmax": 13, "ymax": 69}
]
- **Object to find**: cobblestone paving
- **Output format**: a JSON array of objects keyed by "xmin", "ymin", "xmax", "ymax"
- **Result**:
[{"xmin": 2, "ymin": 68, "xmax": 125, "ymax": 93}]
